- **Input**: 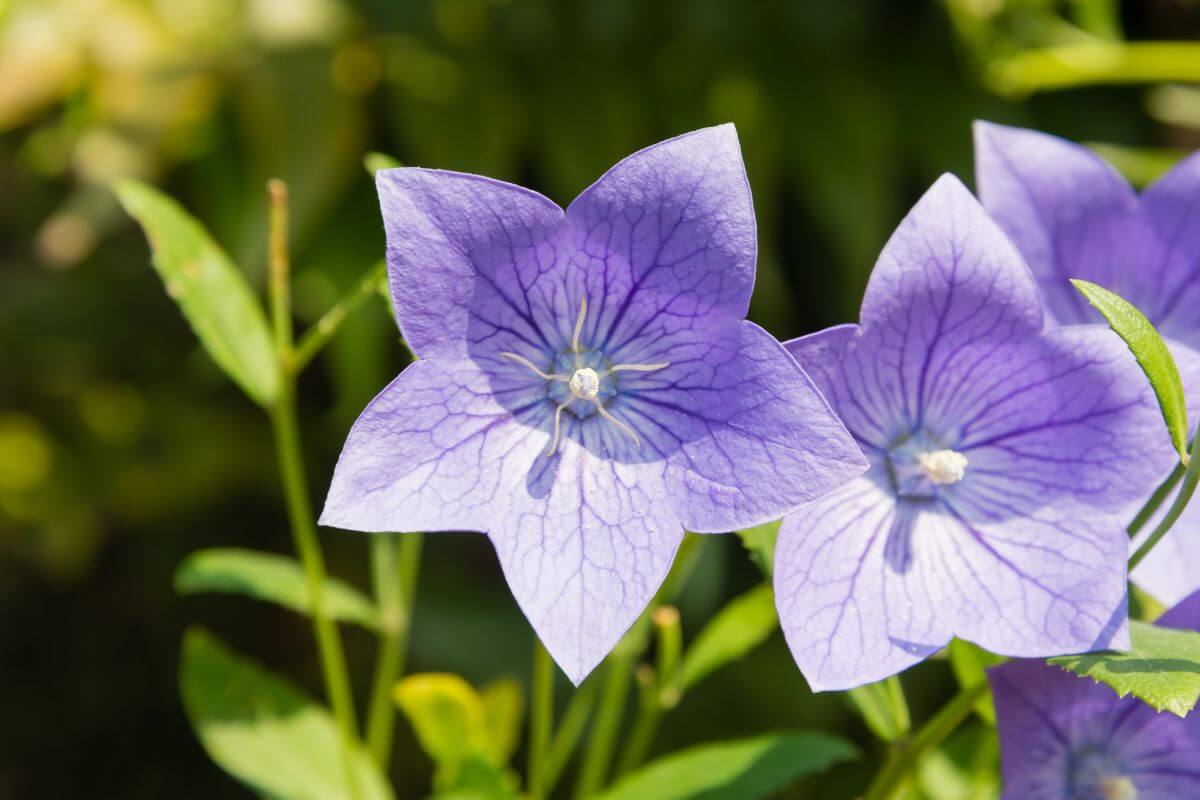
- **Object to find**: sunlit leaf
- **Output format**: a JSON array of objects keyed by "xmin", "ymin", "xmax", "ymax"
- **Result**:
[
  {"xmin": 179, "ymin": 628, "xmax": 391, "ymax": 800},
  {"xmin": 592, "ymin": 732, "xmax": 856, "ymax": 800},
  {"xmin": 845, "ymin": 676, "xmax": 910, "ymax": 742},
  {"xmin": 1049, "ymin": 620, "xmax": 1200, "ymax": 717},
  {"xmin": 174, "ymin": 548, "xmax": 379, "ymax": 630},
  {"xmin": 735, "ymin": 520, "xmax": 780, "ymax": 576},
  {"xmin": 947, "ymin": 639, "xmax": 1003, "ymax": 724},
  {"xmin": 115, "ymin": 180, "xmax": 280, "ymax": 407},
  {"xmin": 479, "ymin": 678, "xmax": 523, "ymax": 764},
  {"xmin": 679, "ymin": 583, "xmax": 777, "ymax": 691},
  {"xmin": 1072, "ymin": 279, "xmax": 1190, "ymax": 464}
]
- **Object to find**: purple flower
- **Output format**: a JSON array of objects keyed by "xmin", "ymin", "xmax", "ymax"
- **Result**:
[
  {"xmin": 974, "ymin": 122, "xmax": 1200, "ymax": 607},
  {"xmin": 774, "ymin": 175, "xmax": 1168, "ymax": 691},
  {"xmin": 320, "ymin": 125, "xmax": 867, "ymax": 683},
  {"xmin": 990, "ymin": 591, "xmax": 1200, "ymax": 800}
]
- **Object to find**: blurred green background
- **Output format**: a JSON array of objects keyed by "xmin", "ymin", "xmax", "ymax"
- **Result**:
[{"xmin": 2, "ymin": 0, "xmax": 1199, "ymax": 797}]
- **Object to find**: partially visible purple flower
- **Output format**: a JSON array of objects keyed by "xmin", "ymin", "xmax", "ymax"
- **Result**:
[
  {"xmin": 990, "ymin": 591, "xmax": 1200, "ymax": 800},
  {"xmin": 320, "ymin": 125, "xmax": 867, "ymax": 683},
  {"xmin": 974, "ymin": 122, "xmax": 1200, "ymax": 607},
  {"xmin": 774, "ymin": 175, "xmax": 1169, "ymax": 691}
]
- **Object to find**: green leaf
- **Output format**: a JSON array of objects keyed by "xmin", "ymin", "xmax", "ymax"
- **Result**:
[
  {"xmin": 364, "ymin": 152, "xmax": 402, "ymax": 174},
  {"xmin": 1072, "ymin": 279, "xmax": 1190, "ymax": 464},
  {"xmin": 592, "ymin": 732, "xmax": 856, "ymax": 800},
  {"xmin": 175, "ymin": 548, "xmax": 379, "ymax": 631},
  {"xmin": 679, "ymin": 583, "xmax": 777, "ymax": 692},
  {"xmin": 947, "ymin": 640, "xmax": 1003, "ymax": 724},
  {"xmin": 180, "ymin": 628, "xmax": 392, "ymax": 800},
  {"xmin": 735, "ymin": 520, "xmax": 781, "ymax": 576},
  {"xmin": 1049, "ymin": 619, "xmax": 1200, "ymax": 717},
  {"xmin": 395, "ymin": 673, "xmax": 489, "ymax": 767},
  {"xmin": 114, "ymin": 180, "xmax": 280, "ymax": 407},
  {"xmin": 844, "ymin": 676, "xmax": 911, "ymax": 742},
  {"xmin": 479, "ymin": 678, "xmax": 523, "ymax": 764}
]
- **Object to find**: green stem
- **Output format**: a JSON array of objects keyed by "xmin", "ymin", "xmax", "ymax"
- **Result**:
[
  {"xmin": 528, "ymin": 640, "xmax": 555, "ymax": 799},
  {"xmin": 365, "ymin": 533, "xmax": 423, "ymax": 765},
  {"xmin": 544, "ymin": 677, "xmax": 599, "ymax": 795},
  {"xmin": 266, "ymin": 180, "xmax": 361, "ymax": 800},
  {"xmin": 574, "ymin": 647, "xmax": 636, "ymax": 800},
  {"xmin": 613, "ymin": 607, "xmax": 683, "ymax": 776},
  {"xmin": 1129, "ymin": 432, "xmax": 1200, "ymax": 570},
  {"xmin": 573, "ymin": 535, "xmax": 704, "ymax": 798},
  {"xmin": 1127, "ymin": 461, "xmax": 1185, "ymax": 538},
  {"xmin": 862, "ymin": 682, "xmax": 989, "ymax": 800},
  {"xmin": 292, "ymin": 259, "xmax": 388, "ymax": 373},
  {"xmin": 986, "ymin": 41, "xmax": 1200, "ymax": 98},
  {"xmin": 613, "ymin": 666, "xmax": 661, "ymax": 777}
]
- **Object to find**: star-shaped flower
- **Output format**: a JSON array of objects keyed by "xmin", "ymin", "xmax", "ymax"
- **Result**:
[
  {"xmin": 974, "ymin": 121, "xmax": 1200, "ymax": 607},
  {"xmin": 320, "ymin": 125, "xmax": 867, "ymax": 683},
  {"xmin": 774, "ymin": 174, "xmax": 1169, "ymax": 691},
  {"xmin": 990, "ymin": 591, "xmax": 1200, "ymax": 800}
]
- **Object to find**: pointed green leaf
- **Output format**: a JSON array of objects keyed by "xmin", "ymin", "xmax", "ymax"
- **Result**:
[
  {"xmin": 592, "ymin": 732, "xmax": 856, "ymax": 800},
  {"xmin": 679, "ymin": 583, "xmax": 777, "ymax": 692},
  {"xmin": 844, "ymin": 676, "xmax": 911, "ymax": 742},
  {"xmin": 180, "ymin": 628, "xmax": 392, "ymax": 800},
  {"xmin": 175, "ymin": 548, "xmax": 379, "ymax": 630},
  {"xmin": 735, "ymin": 520, "xmax": 780, "ymax": 576},
  {"xmin": 1049, "ymin": 620, "xmax": 1200, "ymax": 717},
  {"xmin": 1072, "ymin": 279, "xmax": 1190, "ymax": 464},
  {"xmin": 115, "ymin": 180, "xmax": 279, "ymax": 406}
]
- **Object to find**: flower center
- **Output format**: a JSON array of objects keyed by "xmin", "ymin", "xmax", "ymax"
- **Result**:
[
  {"xmin": 569, "ymin": 367, "xmax": 601, "ymax": 400},
  {"xmin": 917, "ymin": 449, "xmax": 968, "ymax": 485},
  {"xmin": 500, "ymin": 298, "xmax": 670, "ymax": 456},
  {"xmin": 1069, "ymin": 746, "xmax": 1137, "ymax": 800},
  {"xmin": 1100, "ymin": 776, "xmax": 1138, "ymax": 800},
  {"xmin": 884, "ymin": 432, "xmax": 968, "ymax": 499}
]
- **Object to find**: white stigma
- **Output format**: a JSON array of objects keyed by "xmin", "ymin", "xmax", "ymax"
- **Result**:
[
  {"xmin": 1100, "ymin": 776, "xmax": 1137, "ymax": 800},
  {"xmin": 569, "ymin": 367, "xmax": 601, "ymax": 400},
  {"xmin": 917, "ymin": 449, "xmax": 968, "ymax": 485}
]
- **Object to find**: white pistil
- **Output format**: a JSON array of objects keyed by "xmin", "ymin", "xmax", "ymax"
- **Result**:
[
  {"xmin": 569, "ymin": 367, "xmax": 601, "ymax": 400},
  {"xmin": 1100, "ymin": 776, "xmax": 1137, "ymax": 800},
  {"xmin": 916, "ymin": 449, "xmax": 968, "ymax": 485}
]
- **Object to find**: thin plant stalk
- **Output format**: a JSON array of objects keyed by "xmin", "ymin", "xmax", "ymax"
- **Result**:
[
  {"xmin": 614, "ymin": 607, "xmax": 682, "ymax": 775},
  {"xmin": 365, "ymin": 532, "xmax": 424, "ymax": 765},
  {"xmin": 292, "ymin": 259, "xmax": 388, "ymax": 373},
  {"xmin": 573, "ymin": 647, "xmax": 636, "ymax": 800},
  {"xmin": 266, "ymin": 180, "xmax": 361, "ymax": 799},
  {"xmin": 1129, "ymin": 430, "xmax": 1200, "ymax": 570},
  {"xmin": 573, "ymin": 535, "xmax": 704, "ymax": 798},
  {"xmin": 527, "ymin": 640, "xmax": 555, "ymax": 799},
  {"xmin": 543, "ymin": 678, "xmax": 599, "ymax": 794},
  {"xmin": 1127, "ymin": 460, "xmax": 1185, "ymax": 537},
  {"xmin": 861, "ymin": 682, "xmax": 990, "ymax": 800}
]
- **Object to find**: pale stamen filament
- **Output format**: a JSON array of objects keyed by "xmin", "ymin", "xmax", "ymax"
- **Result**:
[
  {"xmin": 546, "ymin": 399, "xmax": 572, "ymax": 456},
  {"xmin": 590, "ymin": 399, "xmax": 641, "ymax": 449},
  {"xmin": 500, "ymin": 351, "xmax": 570, "ymax": 382},
  {"xmin": 571, "ymin": 296, "xmax": 587, "ymax": 366},
  {"xmin": 602, "ymin": 362, "xmax": 670, "ymax": 376}
]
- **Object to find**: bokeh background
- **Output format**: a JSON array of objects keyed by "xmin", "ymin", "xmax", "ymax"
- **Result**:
[{"xmin": 2, "ymin": 0, "xmax": 1199, "ymax": 797}]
